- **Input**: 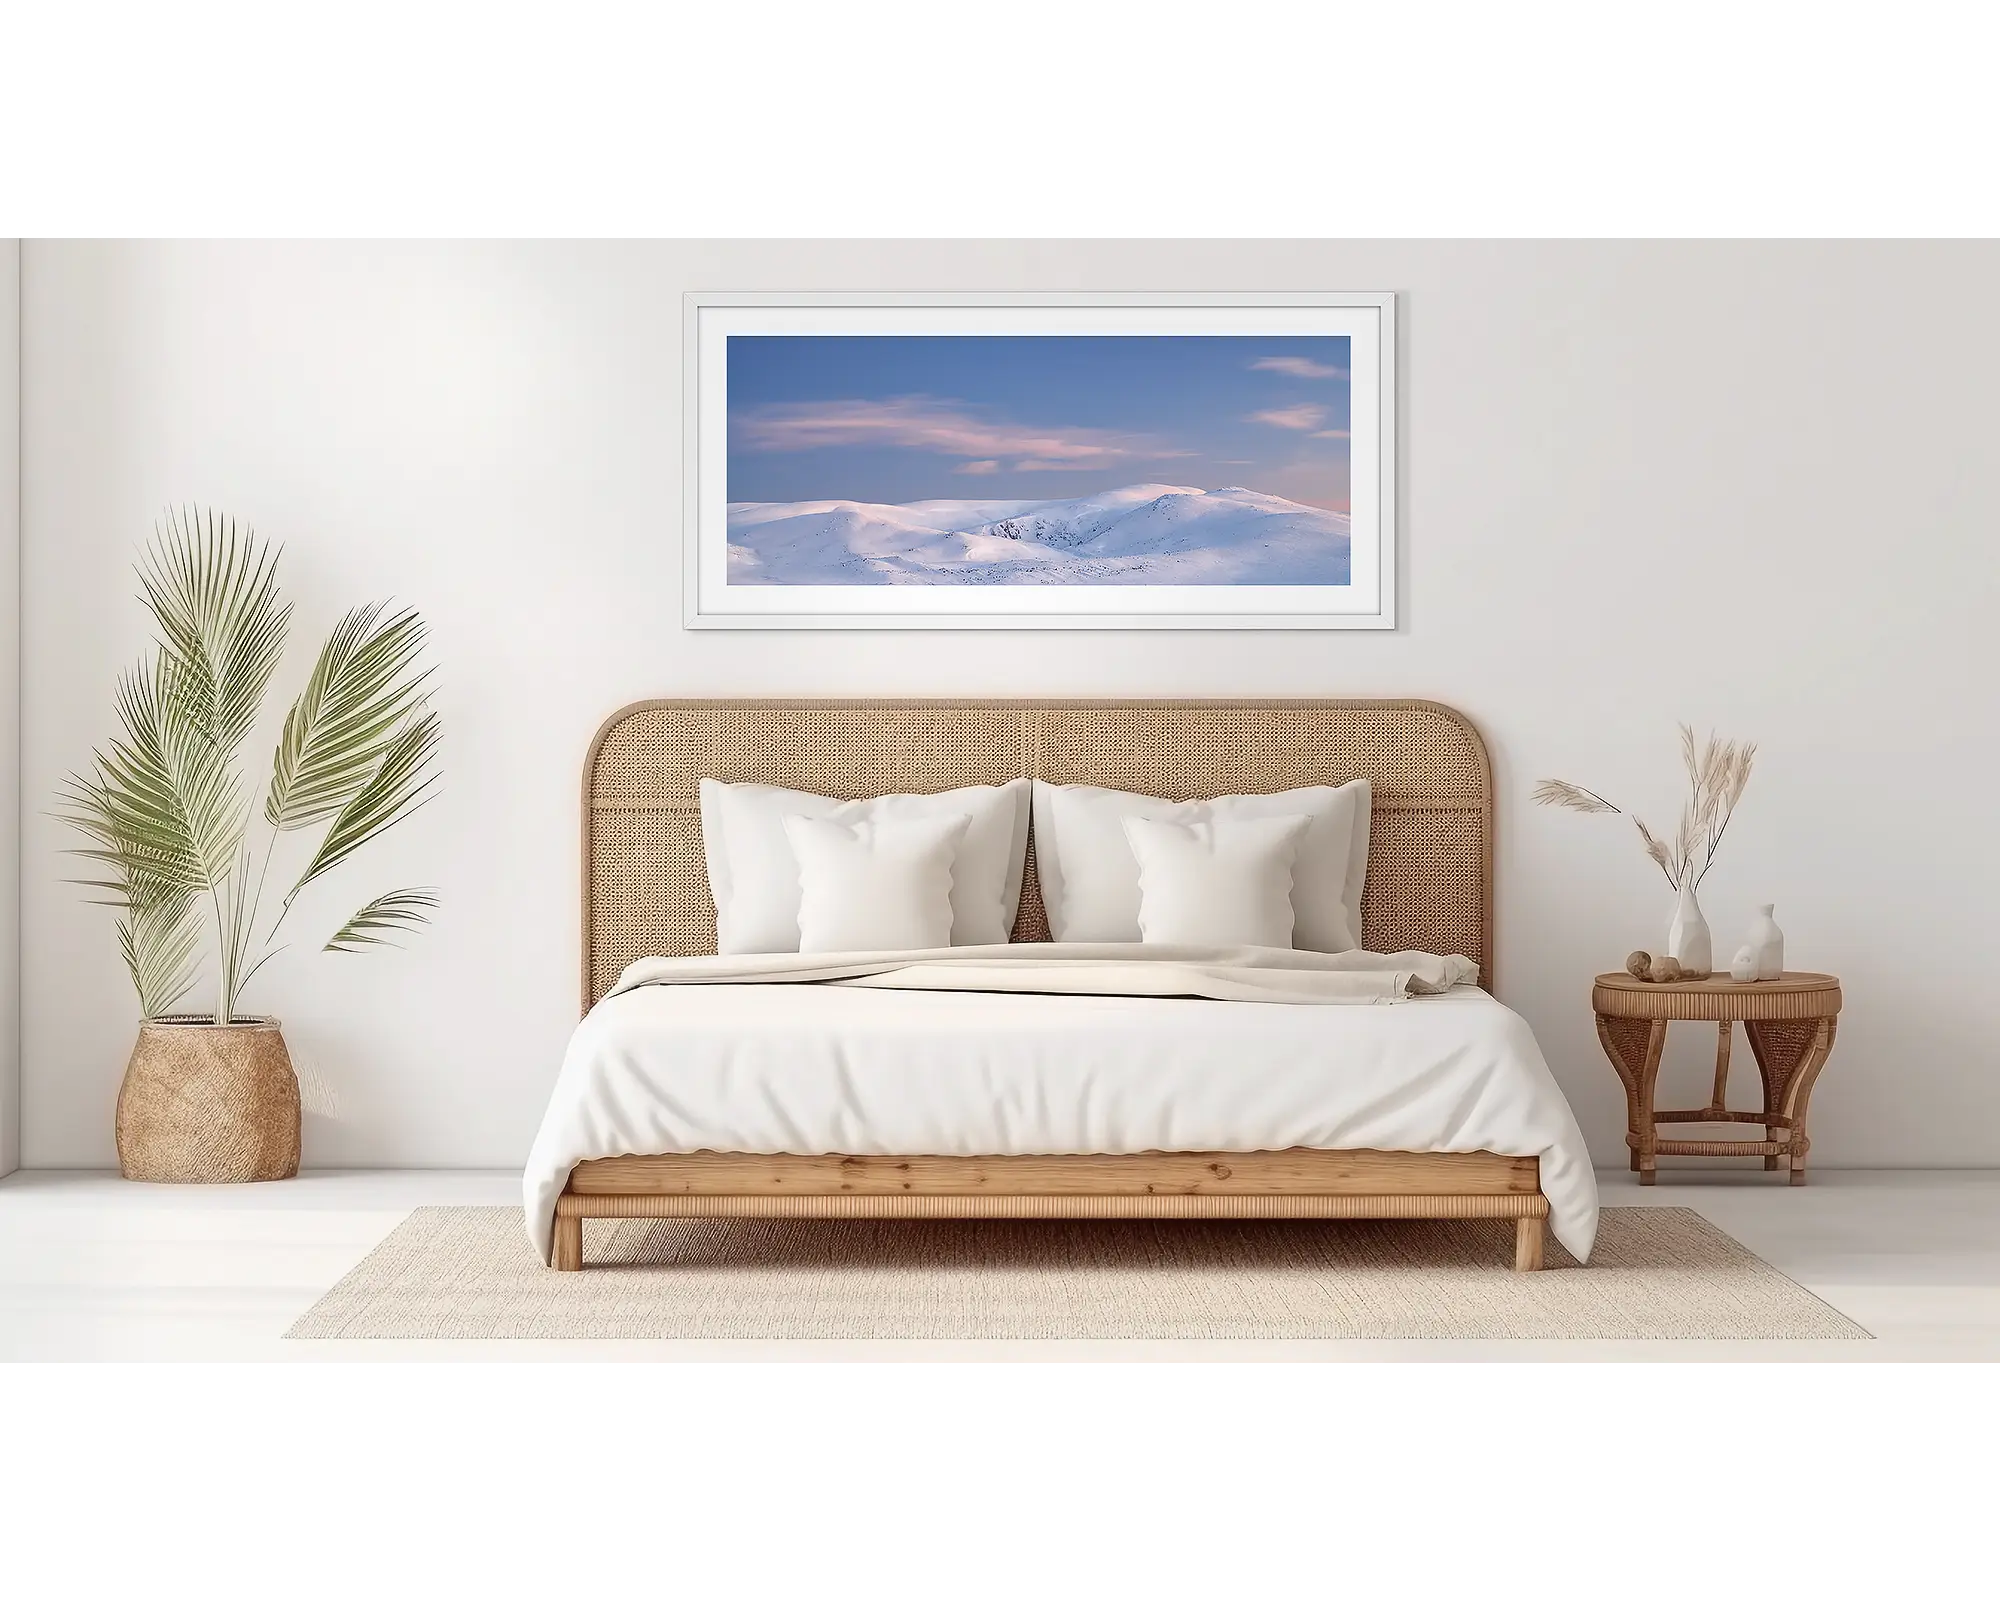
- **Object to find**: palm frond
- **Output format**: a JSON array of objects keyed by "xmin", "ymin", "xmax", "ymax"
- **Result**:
[
  {"xmin": 137, "ymin": 507, "xmax": 291, "ymax": 764},
  {"xmin": 58, "ymin": 508, "xmax": 442, "ymax": 1016},
  {"xmin": 324, "ymin": 887, "xmax": 440, "ymax": 952},
  {"xmin": 55, "ymin": 659, "xmax": 236, "ymax": 895},
  {"xmin": 116, "ymin": 894, "xmax": 203, "ymax": 1019},
  {"xmin": 212, "ymin": 848, "xmax": 265, "ymax": 1023},
  {"xmin": 266, "ymin": 603, "xmax": 433, "ymax": 830},
  {"xmin": 56, "ymin": 652, "xmax": 250, "ymax": 1018},
  {"xmin": 288, "ymin": 706, "xmax": 441, "ymax": 899},
  {"xmin": 60, "ymin": 724, "xmax": 204, "ymax": 1019},
  {"xmin": 1531, "ymin": 778, "xmax": 1620, "ymax": 813}
]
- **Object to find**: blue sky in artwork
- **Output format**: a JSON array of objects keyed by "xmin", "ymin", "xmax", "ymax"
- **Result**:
[{"xmin": 726, "ymin": 335, "xmax": 1353, "ymax": 512}]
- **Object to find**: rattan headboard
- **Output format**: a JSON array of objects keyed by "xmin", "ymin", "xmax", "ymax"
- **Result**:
[{"xmin": 581, "ymin": 698, "xmax": 1494, "ymax": 1010}]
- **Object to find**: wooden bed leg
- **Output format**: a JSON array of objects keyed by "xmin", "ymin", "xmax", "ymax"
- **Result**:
[
  {"xmin": 1513, "ymin": 1214, "xmax": 1545, "ymax": 1272},
  {"xmin": 552, "ymin": 1212, "xmax": 584, "ymax": 1272}
]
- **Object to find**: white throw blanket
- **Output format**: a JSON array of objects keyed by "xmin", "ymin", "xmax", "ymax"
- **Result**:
[
  {"xmin": 526, "ymin": 945, "xmax": 1597, "ymax": 1264},
  {"xmin": 603, "ymin": 942, "xmax": 1479, "ymax": 1006}
]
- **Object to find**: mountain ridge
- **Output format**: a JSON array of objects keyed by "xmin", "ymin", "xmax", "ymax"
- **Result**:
[{"xmin": 726, "ymin": 483, "xmax": 1352, "ymax": 587}]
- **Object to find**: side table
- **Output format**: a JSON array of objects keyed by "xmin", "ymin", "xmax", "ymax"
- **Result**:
[{"xmin": 1591, "ymin": 971, "xmax": 1842, "ymax": 1185}]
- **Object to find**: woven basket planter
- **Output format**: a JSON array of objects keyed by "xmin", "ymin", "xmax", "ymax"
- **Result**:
[{"xmin": 114, "ymin": 1017, "xmax": 301, "ymax": 1183}]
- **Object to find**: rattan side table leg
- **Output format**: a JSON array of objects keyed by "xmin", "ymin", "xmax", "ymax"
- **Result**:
[
  {"xmin": 1598, "ymin": 1015, "xmax": 1668, "ymax": 1185},
  {"xmin": 1747, "ymin": 1017, "xmax": 1838, "ymax": 1186},
  {"xmin": 1708, "ymin": 1022, "xmax": 1733, "ymax": 1117}
]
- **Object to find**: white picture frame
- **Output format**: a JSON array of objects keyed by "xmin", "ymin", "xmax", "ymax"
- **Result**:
[{"xmin": 683, "ymin": 290, "xmax": 1398, "ymax": 630}]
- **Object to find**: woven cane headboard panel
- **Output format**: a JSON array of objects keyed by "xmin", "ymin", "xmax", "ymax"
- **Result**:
[{"xmin": 581, "ymin": 699, "xmax": 1494, "ymax": 1010}]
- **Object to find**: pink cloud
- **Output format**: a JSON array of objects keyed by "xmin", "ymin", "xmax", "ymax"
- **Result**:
[
  {"xmin": 1248, "ymin": 403, "xmax": 1328, "ymax": 431},
  {"xmin": 736, "ymin": 395, "xmax": 1184, "ymax": 465},
  {"xmin": 1251, "ymin": 356, "xmax": 1348, "ymax": 380},
  {"xmin": 1311, "ymin": 429, "xmax": 1350, "ymax": 440},
  {"xmin": 954, "ymin": 459, "xmax": 1001, "ymax": 475},
  {"xmin": 1261, "ymin": 458, "xmax": 1353, "ymax": 515}
]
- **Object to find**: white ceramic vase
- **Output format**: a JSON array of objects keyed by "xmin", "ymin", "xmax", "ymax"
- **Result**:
[
  {"xmin": 1666, "ymin": 879, "xmax": 1713, "ymax": 976},
  {"xmin": 1745, "ymin": 903, "xmax": 1785, "ymax": 980}
]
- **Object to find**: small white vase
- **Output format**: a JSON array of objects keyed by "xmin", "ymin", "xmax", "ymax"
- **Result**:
[
  {"xmin": 1666, "ymin": 880, "xmax": 1713, "ymax": 976},
  {"xmin": 1745, "ymin": 903, "xmax": 1784, "ymax": 980},
  {"xmin": 1729, "ymin": 945, "xmax": 1758, "ymax": 983}
]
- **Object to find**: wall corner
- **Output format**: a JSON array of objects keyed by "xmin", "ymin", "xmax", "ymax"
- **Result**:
[{"xmin": 1, "ymin": 238, "xmax": 20, "ymax": 1177}]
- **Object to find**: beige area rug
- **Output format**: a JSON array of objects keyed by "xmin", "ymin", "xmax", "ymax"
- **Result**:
[{"xmin": 288, "ymin": 1207, "xmax": 1866, "ymax": 1341}]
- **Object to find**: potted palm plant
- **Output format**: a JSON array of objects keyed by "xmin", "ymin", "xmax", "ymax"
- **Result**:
[{"xmin": 58, "ymin": 510, "xmax": 440, "ymax": 1182}]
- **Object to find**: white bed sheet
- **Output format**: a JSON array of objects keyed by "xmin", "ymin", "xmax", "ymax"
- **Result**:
[{"xmin": 523, "ymin": 980, "xmax": 1598, "ymax": 1263}]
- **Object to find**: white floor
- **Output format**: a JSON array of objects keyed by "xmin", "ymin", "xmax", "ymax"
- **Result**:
[{"xmin": 1, "ymin": 1166, "xmax": 1996, "ymax": 1360}]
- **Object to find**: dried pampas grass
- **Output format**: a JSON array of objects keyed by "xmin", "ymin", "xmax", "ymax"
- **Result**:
[
  {"xmin": 1535, "ymin": 724, "xmax": 1756, "ymax": 892},
  {"xmin": 1530, "ymin": 779, "xmax": 1618, "ymax": 814}
]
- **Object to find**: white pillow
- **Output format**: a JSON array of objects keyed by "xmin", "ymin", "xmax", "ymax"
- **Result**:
[
  {"xmin": 700, "ymin": 777, "xmax": 1030, "ymax": 954},
  {"xmin": 782, "ymin": 813, "xmax": 969, "ymax": 953},
  {"xmin": 1031, "ymin": 779, "xmax": 1369, "ymax": 950},
  {"xmin": 1122, "ymin": 815, "xmax": 1310, "ymax": 949}
]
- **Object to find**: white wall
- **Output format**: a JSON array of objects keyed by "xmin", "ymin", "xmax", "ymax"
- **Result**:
[
  {"xmin": 18, "ymin": 240, "xmax": 2000, "ymax": 1170},
  {"xmin": 0, "ymin": 240, "xmax": 17, "ymax": 1176}
]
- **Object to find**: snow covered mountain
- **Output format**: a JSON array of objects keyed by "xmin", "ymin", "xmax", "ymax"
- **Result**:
[{"xmin": 725, "ymin": 484, "xmax": 1351, "ymax": 587}]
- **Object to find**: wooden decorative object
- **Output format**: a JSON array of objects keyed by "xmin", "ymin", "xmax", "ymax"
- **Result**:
[
  {"xmin": 115, "ymin": 1017, "xmax": 301, "ymax": 1183},
  {"xmin": 558, "ymin": 698, "xmax": 1546, "ymax": 1271},
  {"xmin": 1592, "ymin": 971, "xmax": 1841, "ymax": 1186}
]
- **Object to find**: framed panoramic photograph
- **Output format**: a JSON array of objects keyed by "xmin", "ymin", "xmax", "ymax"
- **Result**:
[{"xmin": 683, "ymin": 290, "xmax": 1396, "ymax": 629}]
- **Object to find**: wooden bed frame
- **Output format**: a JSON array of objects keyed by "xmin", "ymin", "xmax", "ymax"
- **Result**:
[{"xmin": 556, "ymin": 697, "xmax": 1549, "ymax": 1272}]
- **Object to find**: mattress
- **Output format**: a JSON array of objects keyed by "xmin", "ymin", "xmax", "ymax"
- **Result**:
[{"xmin": 523, "ymin": 979, "xmax": 1598, "ymax": 1263}]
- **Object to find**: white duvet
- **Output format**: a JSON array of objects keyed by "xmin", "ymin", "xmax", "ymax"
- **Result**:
[{"xmin": 523, "ymin": 945, "xmax": 1598, "ymax": 1263}]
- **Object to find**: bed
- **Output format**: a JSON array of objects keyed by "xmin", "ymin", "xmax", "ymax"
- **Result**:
[{"xmin": 527, "ymin": 698, "xmax": 1597, "ymax": 1271}]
